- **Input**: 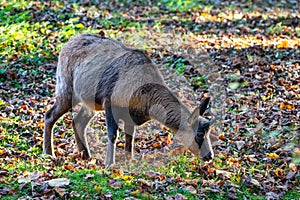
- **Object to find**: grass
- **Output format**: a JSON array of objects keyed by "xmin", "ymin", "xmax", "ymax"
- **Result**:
[{"xmin": 0, "ymin": 152, "xmax": 299, "ymax": 199}]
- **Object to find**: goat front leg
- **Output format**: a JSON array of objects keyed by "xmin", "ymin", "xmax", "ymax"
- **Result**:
[
  {"xmin": 105, "ymin": 106, "xmax": 119, "ymax": 166},
  {"xmin": 124, "ymin": 123, "xmax": 135, "ymax": 161}
]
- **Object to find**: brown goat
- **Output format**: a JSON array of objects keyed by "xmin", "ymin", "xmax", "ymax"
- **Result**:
[{"xmin": 43, "ymin": 34, "xmax": 214, "ymax": 165}]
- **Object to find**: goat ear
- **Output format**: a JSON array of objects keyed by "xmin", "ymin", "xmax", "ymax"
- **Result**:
[
  {"xmin": 199, "ymin": 97, "xmax": 210, "ymax": 116},
  {"xmin": 188, "ymin": 107, "xmax": 199, "ymax": 125}
]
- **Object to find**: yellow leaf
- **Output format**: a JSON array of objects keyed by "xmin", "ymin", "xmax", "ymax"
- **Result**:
[
  {"xmin": 218, "ymin": 133, "xmax": 225, "ymax": 140},
  {"xmin": 274, "ymin": 168, "xmax": 285, "ymax": 177},
  {"xmin": 286, "ymin": 104, "xmax": 294, "ymax": 110},
  {"xmin": 0, "ymin": 117, "xmax": 9, "ymax": 121},
  {"xmin": 201, "ymin": 12, "xmax": 210, "ymax": 18},
  {"xmin": 94, "ymin": 185, "xmax": 101, "ymax": 191},
  {"xmin": 0, "ymin": 148, "xmax": 5, "ymax": 155},
  {"xmin": 267, "ymin": 152, "xmax": 279, "ymax": 159},
  {"xmin": 167, "ymin": 133, "xmax": 172, "ymax": 145},
  {"xmin": 277, "ymin": 40, "xmax": 289, "ymax": 48},
  {"xmin": 122, "ymin": 175, "xmax": 133, "ymax": 181},
  {"xmin": 261, "ymin": 96, "xmax": 267, "ymax": 101},
  {"xmin": 117, "ymin": 143, "xmax": 124, "ymax": 148},
  {"xmin": 40, "ymin": 28, "xmax": 46, "ymax": 34},
  {"xmin": 38, "ymin": 120, "xmax": 44, "ymax": 129},
  {"xmin": 280, "ymin": 102, "xmax": 285, "ymax": 109},
  {"xmin": 75, "ymin": 23, "xmax": 85, "ymax": 29},
  {"xmin": 14, "ymin": 32, "xmax": 25, "ymax": 40},
  {"xmin": 132, "ymin": 189, "xmax": 139, "ymax": 195},
  {"xmin": 280, "ymin": 102, "xmax": 295, "ymax": 110},
  {"xmin": 112, "ymin": 169, "xmax": 123, "ymax": 178},
  {"xmin": 27, "ymin": 44, "xmax": 35, "ymax": 50},
  {"xmin": 22, "ymin": 170, "xmax": 30, "ymax": 176}
]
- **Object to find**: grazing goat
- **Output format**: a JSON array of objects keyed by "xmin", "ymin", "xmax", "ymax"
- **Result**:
[{"xmin": 43, "ymin": 34, "xmax": 214, "ymax": 165}]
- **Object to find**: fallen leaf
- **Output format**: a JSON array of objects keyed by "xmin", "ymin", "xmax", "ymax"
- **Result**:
[
  {"xmin": 235, "ymin": 141, "xmax": 245, "ymax": 150},
  {"xmin": 112, "ymin": 168, "xmax": 123, "ymax": 178},
  {"xmin": 247, "ymin": 155, "xmax": 258, "ymax": 163},
  {"xmin": 174, "ymin": 193, "xmax": 188, "ymax": 200},
  {"xmin": 279, "ymin": 102, "xmax": 295, "ymax": 110},
  {"xmin": 289, "ymin": 163, "xmax": 297, "ymax": 171},
  {"xmin": 267, "ymin": 153, "xmax": 279, "ymax": 159},
  {"xmin": 218, "ymin": 133, "xmax": 225, "ymax": 140},
  {"xmin": 18, "ymin": 177, "xmax": 31, "ymax": 184},
  {"xmin": 274, "ymin": 168, "xmax": 285, "ymax": 177},
  {"xmin": 84, "ymin": 174, "xmax": 94, "ymax": 180},
  {"xmin": 94, "ymin": 185, "xmax": 101, "ymax": 191},
  {"xmin": 117, "ymin": 142, "xmax": 124, "ymax": 148},
  {"xmin": 186, "ymin": 185, "xmax": 197, "ymax": 194},
  {"xmin": 0, "ymin": 148, "xmax": 6, "ymax": 155},
  {"xmin": 250, "ymin": 178, "xmax": 260, "ymax": 186},
  {"xmin": 277, "ymin": 39, "xmax": 289, "ymax": 48},
  {"xmin": 266, "ymin": 192, "xmax": 279, "ymax": 200},
  {"xmin": 153, "ymin": 142, "xmax": 160, "ymax": 148},
  {"xmin": 145, "ymin": 171, "xmax": 161, "ymax": 179},
  {"xmin": 207, "ymin": 168, "xmax": 215, "ymax": 173},
  {"xmin": 54, "ymin": 187, "xmax": 66, "ymax": 197},
  {"xmin": 88, "ymin": 158, "xmax": 97, "ymax": 165},
  {"xmin": 132, "ymin": 189, "xmax": 139, "ymax": 195},
  {"xmin": 122, "ymin": 175, "xmax": 133, "ymax": 181},
  {"xmin": 215, "ymin": 169, "xmax": 231, "ymax": 178},
  {"xmin": 285, "ymin": 171, "xmax": 296, "ymax": 180},
  {"xmin": 47, "ymin": 178, "xmax": 70, "ymax": 187},
  {"xmin": 108, "ymin": 179, "xmax": 122, "ymax": 189},
  {"xmin": 64, "ymin": 164, "xmax": 73, "ymax": 170}
]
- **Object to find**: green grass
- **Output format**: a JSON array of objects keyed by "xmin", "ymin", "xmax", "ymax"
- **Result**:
[
  {"xmin": 162, "ymin": 0, "xmax": 208, "ymax": 12},
  {"xmin": 0, "ymin": 153, "xmax": 299, "ymax": 199}
]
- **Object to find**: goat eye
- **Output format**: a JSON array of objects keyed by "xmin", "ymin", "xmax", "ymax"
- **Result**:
[{"xmin": 197, "ymin": 132, "xmax": 204, "ymax": 138}]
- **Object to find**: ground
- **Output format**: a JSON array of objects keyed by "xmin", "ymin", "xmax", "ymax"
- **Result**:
[{"xmin": 0, "ymin": 0, "xmax": 299, "ymax": 199}]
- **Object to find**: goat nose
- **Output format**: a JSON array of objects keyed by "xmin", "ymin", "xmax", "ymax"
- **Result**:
[{"xmin": 203, "ymin": 152, "xmax": 212, "ymax": 161}]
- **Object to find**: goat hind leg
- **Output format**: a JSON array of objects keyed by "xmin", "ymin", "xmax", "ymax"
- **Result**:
[
  {"xmin": 72, "ymin": 106, "xmax": 95, "ymax": 159},
  {"xmin": 44, "ymin": 100, "xmax": 71, "ymax": 156}
]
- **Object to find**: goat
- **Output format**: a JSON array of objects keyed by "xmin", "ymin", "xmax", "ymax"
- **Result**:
[{"xmin": 43, "ymin": 34, "xmax": 214, "ymax": 165}]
